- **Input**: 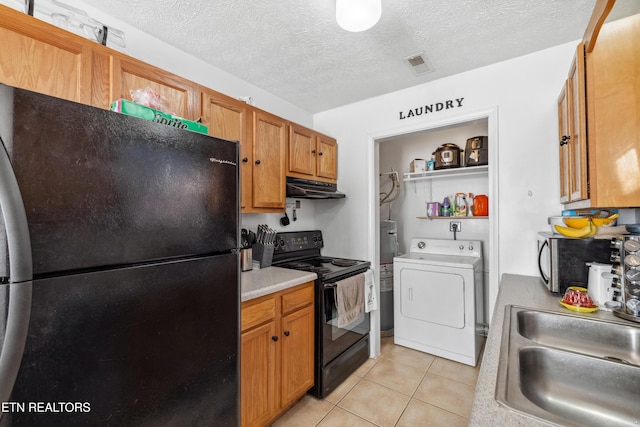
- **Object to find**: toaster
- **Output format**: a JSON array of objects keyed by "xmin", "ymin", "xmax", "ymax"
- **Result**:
[{"xmin": 464, "ymin": 136, "xmax": 488, "ymax": 166}]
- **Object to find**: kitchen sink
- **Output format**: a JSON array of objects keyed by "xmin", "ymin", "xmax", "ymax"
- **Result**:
[
  {"xmin": 496, "ymin": 305, "xmax": 640, "ymax": 427},
  {"xmin": 517, "ymin": 308, "xmax": 640, "ymax": 365}
]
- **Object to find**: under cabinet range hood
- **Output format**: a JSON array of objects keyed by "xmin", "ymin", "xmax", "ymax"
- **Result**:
[{"xmin": 286, "ymin": 177, "xmax": 346, "ymax": 199}]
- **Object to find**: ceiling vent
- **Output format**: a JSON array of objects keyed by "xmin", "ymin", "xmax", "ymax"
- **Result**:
[{"xmin": 405, "ymin": 52, "xmax": 434, "ymax": 76}]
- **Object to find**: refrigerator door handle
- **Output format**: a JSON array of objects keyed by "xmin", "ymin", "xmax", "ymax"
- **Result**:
[{"xmin": 0, "ymin": 140, "xmax": 33, "ymax": 408}]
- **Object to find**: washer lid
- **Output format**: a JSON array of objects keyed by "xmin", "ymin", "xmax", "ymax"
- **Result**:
[{"xmin": 394, "ymin": 252, "xmax": 482, "ymax": 269}]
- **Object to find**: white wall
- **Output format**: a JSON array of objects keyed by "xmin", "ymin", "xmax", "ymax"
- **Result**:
[{"xmin": 314, "ymin": 42, "xmax": 575, "ymax": 320}]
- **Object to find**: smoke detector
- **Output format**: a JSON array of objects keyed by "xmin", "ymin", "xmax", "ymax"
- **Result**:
[{"xmin": 405, "ymin": 52, "xmax": 434, "ymax": 76}]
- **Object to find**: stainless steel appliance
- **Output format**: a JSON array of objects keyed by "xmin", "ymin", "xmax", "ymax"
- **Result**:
[
  {"xmin": 379, "ymin": 220, "xmax": 398, "ymax": 333},
  {"xmin": 433, "ymin": 143, "xmax": 462, "ymax": 169},
  {"xmin": 272, "ymin": 230, "xmax": 370, "ymax": 398},
  {"xmin": 0, "ymin": 85, "xmax": 240, "ymax": 425},
  {"xmin": 537, "ymin": 232, "xmax": 612, "ymax": 294}
]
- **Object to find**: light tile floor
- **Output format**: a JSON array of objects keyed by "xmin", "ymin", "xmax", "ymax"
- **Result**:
[{"xmin": 272, "ymin": 337, "xmax": 484, "ymax": 427}]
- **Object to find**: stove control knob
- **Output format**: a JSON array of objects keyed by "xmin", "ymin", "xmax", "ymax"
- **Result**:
[
  {"xmin": 469, "ymin": 245, "xmax": 474, "ymax": 251},
  {"xmin": 459, "ymin": 245, "xmax": 465, "ymax": 251},
  {"xmin": 417, "ymin": 241, "xmax": 426, "ymax": 249},
  {"xmin": 279, "ymin": 239, "xmax": 285, "ymax": 247}
]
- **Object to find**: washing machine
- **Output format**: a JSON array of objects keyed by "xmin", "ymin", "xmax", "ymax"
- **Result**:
[{"xmin": 393, "ymin": 238, "xmax": 484, "ymax": 366}]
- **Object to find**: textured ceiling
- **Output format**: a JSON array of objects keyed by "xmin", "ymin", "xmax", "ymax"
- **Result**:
[{"xmin": 78, "ymin": 0, "xmax": 640, "ymax": 113}]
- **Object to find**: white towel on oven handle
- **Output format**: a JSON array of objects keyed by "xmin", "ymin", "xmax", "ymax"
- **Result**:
[{"xmin": 364, "ymin": 269, "xmax": 377, "ymax": 313}]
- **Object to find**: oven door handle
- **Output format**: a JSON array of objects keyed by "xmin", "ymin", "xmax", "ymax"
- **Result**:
[{"xmin": 323, "ymin": 283, "xmax": 337, "ymax": 289}]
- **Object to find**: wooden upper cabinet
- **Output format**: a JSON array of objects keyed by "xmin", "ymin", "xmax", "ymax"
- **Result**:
[
  {"xmin": 557, "ymin": 83, "xmax": 571, "ymax": 203},
  {"xmin": 567, "ymin": 49, "xmax": 588, "ymax": 203},
  {"xmin": 585, "ymin": 13, "xmax": 640, "ymax": 207},
  {"xmin": 317, "ymin": 135, "xmax": 338, "ymax": 181},
  {"xmin": 110, "ymin": 56, "xmax": 199, "ymax": 119},
  {"xmin": 201, "ymin": 91, "xmax": 252, "ymax": 210},
  {"xmin": 288, "ymin": 124, "xmax": 316, "ymax": 176},
  {"xmin": 253, "ymin": 111, "xmax": 287, "ymax": 211},
  {"xmin": 0, "ymin": 5, "xmax": 93, "ymax": 104},
  {"xmin": 557, "ymin": 45, "xmax": 588, "ymax": 204},
  {"xmin": 287, "ymin": 123, "xmax": 338, "ymax": 183}
]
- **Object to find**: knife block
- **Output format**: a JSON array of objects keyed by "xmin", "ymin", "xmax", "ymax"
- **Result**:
[{"xmin": 252, "ymin": 243, "xmax": 274, "ymax": 268}]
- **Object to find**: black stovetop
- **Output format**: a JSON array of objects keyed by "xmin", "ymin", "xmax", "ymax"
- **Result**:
[{"xmin": 271, "ymin": 230, "xmax": 369, "ymax": 281}]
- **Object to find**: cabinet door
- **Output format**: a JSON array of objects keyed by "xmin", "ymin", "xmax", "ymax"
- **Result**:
[
  {"xmin": 586, "ymin": 14, "xmax": 640, "ymax": 207},
  {"xmin": 202, "ymin": 92, "xmax": 252, "ymax": 210},
  {"xmin": 252, "ymin": 111, "xmax": 286, "ymax": 210},
  {"xmin": 557, "ymin": 83, "xmax": 571, "ymax": 203},
  {"xmin": 111, "ymin": 56, "xmax": 199, "ymax": 119},
  {"xmin": 0, "ymin": 8, "xmax": 92, "ymax": 104},
  {"xmin": 288, "ymin": 124, "xmax": 315, "ymax": 176},
  {"xmin": 280, "ymin": 305, "xmax": 314, "ymax": 407},
  {"xmin": 567, "ymin": 46, "xmax": 588, "ymax": 202},
  {"xmin": 241, "ymin": 321, "xmax": 278, "ymax": 427},
  {"xmin": 317, "ymin": 135, "xmax": 338, "ymax": 181}
]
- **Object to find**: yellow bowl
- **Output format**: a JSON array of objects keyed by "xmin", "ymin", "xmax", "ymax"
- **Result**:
[
  {"xmin": 592, "ymin": 213, "xmax": 619, "ymax": 227},
  {"xmin": 563, "ymin": 216, "xmax": 590, "ymax": 229}
]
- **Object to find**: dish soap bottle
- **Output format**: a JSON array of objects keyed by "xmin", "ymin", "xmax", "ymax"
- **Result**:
[{"xmin": 455, "ymin": 192, "xmax": 467, "ymax": 216}]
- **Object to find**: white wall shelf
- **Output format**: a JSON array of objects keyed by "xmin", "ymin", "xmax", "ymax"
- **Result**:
[
  {"xmin": 403, "ymin": 165, "xmax": 488, "ymax": 182},
  {"xmin": 417, "ymin": 215, "xmax": 489, "ymax": 220}
]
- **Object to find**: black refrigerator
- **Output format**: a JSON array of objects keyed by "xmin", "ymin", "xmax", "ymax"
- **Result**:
[{"xmin": 0, "ymin": 84, "xmax": 240, "ymax": 426}]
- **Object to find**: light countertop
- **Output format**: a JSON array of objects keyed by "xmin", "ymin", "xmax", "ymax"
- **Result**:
[
  {"xmin": 241, "ymin": 266, "xmax": 317, "ymax": 302},
  {"xmin": 469, "ymin": 273, "xmax": 632, "ymax": 426}
]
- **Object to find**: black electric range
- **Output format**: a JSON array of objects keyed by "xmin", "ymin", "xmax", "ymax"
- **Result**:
[
  {"xmin": 272, "ymin": 230, "xmax": 371, "ymax": 398},
  {"xmin": 272, "ymin": 230, "xmax": 370, "ymax": 280}
]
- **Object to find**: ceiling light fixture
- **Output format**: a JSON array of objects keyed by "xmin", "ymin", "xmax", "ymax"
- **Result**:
[{"xmin": 336, "ymin": 0, "xmax": 381, "ymax": 32}]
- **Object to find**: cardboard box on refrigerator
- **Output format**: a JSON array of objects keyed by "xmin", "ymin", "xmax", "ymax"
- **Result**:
[{"xmin": 110, "ymin": 99, "xmax": 209, "ymax": 135}]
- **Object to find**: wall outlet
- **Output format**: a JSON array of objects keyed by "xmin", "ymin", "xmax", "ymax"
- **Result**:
[{"xmin": 449, "ymin": 221, "xmax": 462, "ymax": 232}]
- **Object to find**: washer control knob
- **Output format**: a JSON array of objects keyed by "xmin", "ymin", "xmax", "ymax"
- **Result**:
[{"xmin": 417, "ymin": 241, "xmax": 426, "ymax": 249}]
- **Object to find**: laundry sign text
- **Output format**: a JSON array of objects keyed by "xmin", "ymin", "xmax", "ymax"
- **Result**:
[{"xmin": 399, "ymin": 97, "xmax": 464, "ymax": 120}]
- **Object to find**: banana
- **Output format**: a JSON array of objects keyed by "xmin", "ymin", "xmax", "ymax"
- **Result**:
[
  {"xmin": 585, "ymin": 221, "xmax": 598, "ymax": 237},
  {"xmin": 554, "ymin": 223, "xmax": 593, "ymax": 238}
]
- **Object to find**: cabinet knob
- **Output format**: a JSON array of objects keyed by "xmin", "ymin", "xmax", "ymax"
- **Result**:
[
  {"xmin": 255, "ymin": 159, "xmax": 261, "ymax": 165},
  {"xmin": 284, "ymin": 331, "xmax": 290, "ymax": 337},
  {"xmin": 242, "ymin": 157, "xmax": 248, "ymax": 163},
  {"xmin": 318, "ymin": 152, "xmax": 323, "ymax": 156},
  {"xmin": 311, "ymin": 150, "xmax": 316, "ymax": 155},
  {"xmin": 560, "ymin": 135, "xmax": 570, "ymax": 146},
  {"xmin": 271, "ymin": 335, "xmax": 278, "ymax": 342}
]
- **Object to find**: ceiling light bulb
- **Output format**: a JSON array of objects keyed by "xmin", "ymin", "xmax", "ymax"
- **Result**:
[{"xmin": 336, "ymin": 0, "xmax": 381, "ymax": 32}]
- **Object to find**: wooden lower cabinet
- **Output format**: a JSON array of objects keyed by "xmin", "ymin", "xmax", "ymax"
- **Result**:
[{"xmin": 241, "ymin": 282, "xmax": 314, "ymax": 427}]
